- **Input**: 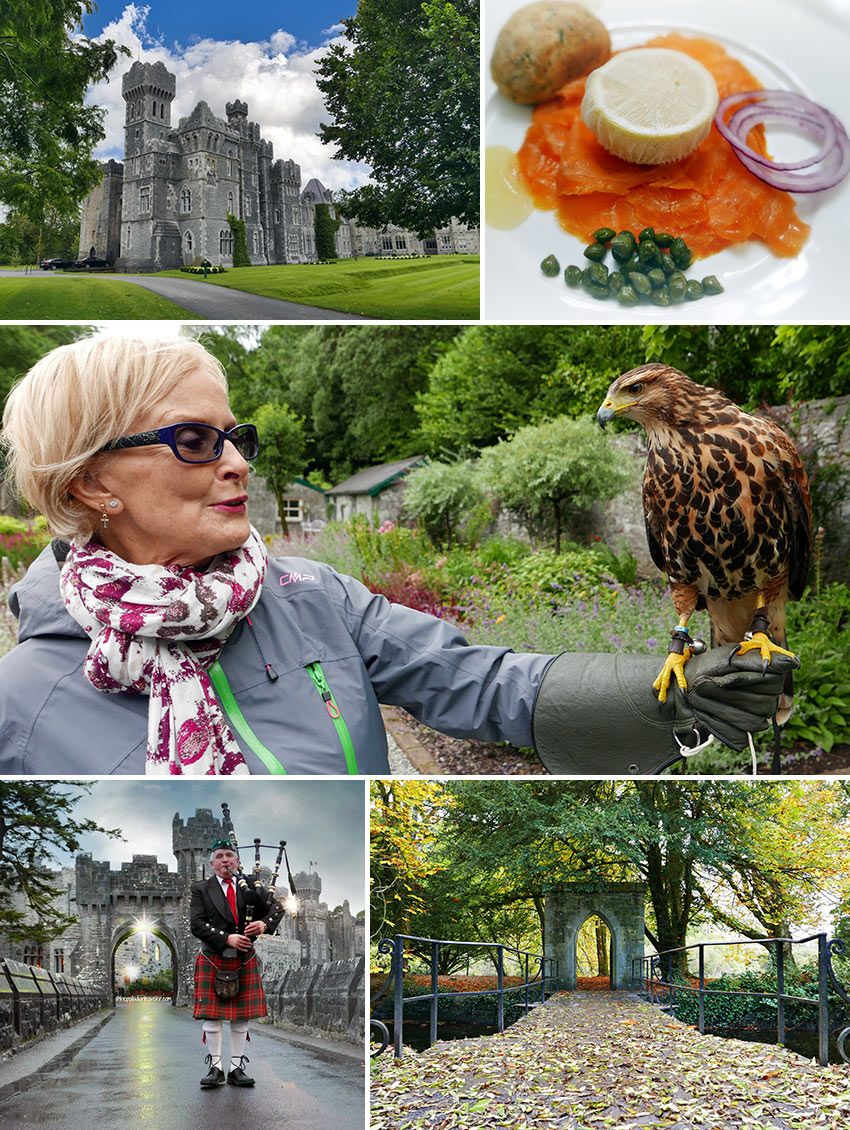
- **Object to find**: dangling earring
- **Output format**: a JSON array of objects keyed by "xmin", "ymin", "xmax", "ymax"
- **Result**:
[{"xmin": 100, "ymin": 500, "xmax": 119, "ymax": 530}]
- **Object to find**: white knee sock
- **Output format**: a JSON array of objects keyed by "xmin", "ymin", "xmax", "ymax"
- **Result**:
[
  {"xmin": 203, "ymin": 1019, "xmax": 223, "ymax": 1064},
  {"xmin": 229, "ymin": 1021, "xmax": 249, "ymax": 1065}
]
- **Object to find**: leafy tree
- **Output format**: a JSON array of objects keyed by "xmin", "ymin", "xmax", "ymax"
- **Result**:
[
  {"xmin": 250, "ymin": 325, "xmax": 457, "ymax": 481},
  {"xmin": 0, "ymin": 782, "xmax": 122, "ymax": 945},
  {"xmin": 252, "ymin": 402, "xmax": 307, "ymax": 534},
  {"xmin": 415, "ymin": 325, "xmax": 643, "ymax": 454},
  {"xmin": 315, "ymin": 0, "xmax": 478, "ymax": 235},
  {"xmin": 401, "ymin": 459, "xmax": 485, "ymax": 546},
  {"xmin": 0, "ymin": 324, "xmax": 89, "ymax": 407},
  {"xmin": 478, "ymin": 416, "xmax": 634, "ymax": 552},
  {"xmin": 0, "ymin": 207, "xmax": 79, "ymax": 265},
  {"xmin": 0, "ymin": 2, "xmax": 129, "ymax": 260}
]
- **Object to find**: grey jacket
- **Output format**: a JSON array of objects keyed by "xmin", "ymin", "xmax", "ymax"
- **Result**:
[{"xmin": 0, "ymin": 542, "xmax": 554, "ymax": 774}]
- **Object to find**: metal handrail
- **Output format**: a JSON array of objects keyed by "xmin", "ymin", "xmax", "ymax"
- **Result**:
[
  {"xmin": 631, "ymin": 932, "xmax": 850, "ymax": 1066},
  {"xmin": 372, "ymin": 934, "xmax": 560, "ymax": 1059}
]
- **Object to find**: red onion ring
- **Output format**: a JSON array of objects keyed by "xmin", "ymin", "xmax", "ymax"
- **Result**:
[{"xmin": 715, "ymin": 89, "xmax": 850, "ymax": 192}]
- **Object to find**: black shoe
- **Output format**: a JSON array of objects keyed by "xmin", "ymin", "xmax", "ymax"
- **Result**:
[
  {"xmin": 200, "ymin": 1054, "xmax": 225, "ymax": 1087},
  {"xmin": 227, "ymin": 1056, "xmax": 255, "ymax": 1087}
]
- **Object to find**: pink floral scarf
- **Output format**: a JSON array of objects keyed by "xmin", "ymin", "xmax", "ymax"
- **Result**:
[{"xmin": 59, "ymin": 527, "xmax": 268, "ymax": 775}]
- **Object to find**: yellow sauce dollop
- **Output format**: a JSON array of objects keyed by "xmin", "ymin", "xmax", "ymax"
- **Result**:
[{"xmin": 485, "ymin": 146, "xmax": 534, "ymax": 230}]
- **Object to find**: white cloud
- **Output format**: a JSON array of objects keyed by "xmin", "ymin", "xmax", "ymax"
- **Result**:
[{"xmin": 81, "ymin": 4, "xmax": 372, "ymax": 193}]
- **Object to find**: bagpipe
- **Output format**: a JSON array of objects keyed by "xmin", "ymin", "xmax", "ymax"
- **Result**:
[{"xmin": 220, "ymin": 803, "xmax": 298, "ymax": 928}]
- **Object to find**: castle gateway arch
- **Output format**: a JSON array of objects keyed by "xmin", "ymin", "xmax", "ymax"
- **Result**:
[{"xmin": 544, "ymin": 883, "xmax": 646, "ymax": 991}]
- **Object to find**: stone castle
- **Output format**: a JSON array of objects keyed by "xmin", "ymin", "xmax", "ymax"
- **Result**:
[
  {"xmin": 79, "ymin": 60, "xmax": 478, "ymax": 272},
  {"xmin": 0, "ymin": 807, "xmax": 364, "ymax": 1003}
]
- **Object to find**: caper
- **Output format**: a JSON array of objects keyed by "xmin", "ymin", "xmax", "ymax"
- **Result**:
[
  {"xmin": 564, "ymin": 264, "xmax": 582, "ymax": 287},
  {"xmin": 617, "ymin": 285, "xmax": 639, "ymax": 306},
  {"xmin": 702, "ymin": 275, "xmax": 724, "ymax": 295},
  {"xmin": 654, "ymin": 232, "xmax": 674, "ymax": 248},
  {"xmin": 540, "ymin": 254, "xmax": 560, "ymax": 277},
  {"xmin": 583, "ymin": 262, "xmax": 608, "ymax": 286},
  {"xmin": 670, "ymin": 238, "xmax": 692, "ymax": 269},
  {"xmin": 659, "ymin": 254, "xmax": 677, "ymax": 276},
  {"xmin": 650, "ymin": 287, "xmax": 671, "ymax": 306},
  {"xmin": 685, "ymin": 279, "xmax": 705, "ymax": 301},
  {"xmin": 638, "ymin": 227, "xmax": 656, "ymax": 243},
  {"xmin": 637, "ymin": 239, "xmax": 659, "ymax": 265},
  {"xmin": 610, "ymin": 232, "xmax": 636, "ymax": 262},
  {"xmin": 668, "ymin": 272, "xmax": 687, "ymax": 302},
  {"xmin": 647, "ymin": 268, "xmax": 666, "ymax": 290},
  {"xmin": 628, "ymin": 271, "xmax": 652, "ymax": 296},
  {"xmin": 585, "ymin": 283, "xmax": 610, "ymax": 300},
  {"xmin": 608, "ymin": 270, "xmax": 626, "ymax": 293},
  {"xmin": 593, "ymin": 227, "xmax": 616, "ymax": 243},
  {"xmin": 583, "ymin": 241, "xmax": 607, "ymax": 262}
]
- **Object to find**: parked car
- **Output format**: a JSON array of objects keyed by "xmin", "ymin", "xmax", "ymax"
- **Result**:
[
  {"xmin": 76, "ymin": 256, "xmax": 110, "ymax": 269},
  {"xmin": 40, "ymin": 258, "xmax": 77, "ymax": 270}
]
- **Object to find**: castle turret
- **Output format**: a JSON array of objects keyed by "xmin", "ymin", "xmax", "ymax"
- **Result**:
[
  {"xmin": 117, "ymin": 61, "xmax": 182, "ymax": 271},
  {"xmin": 172, "ymin": 809, "xmax": 224, "ymax": 885}
]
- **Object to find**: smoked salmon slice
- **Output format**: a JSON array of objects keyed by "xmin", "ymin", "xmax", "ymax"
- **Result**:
[{"xmin": 517, "ymin": 34, "xmax": 810, "ymax": 258}]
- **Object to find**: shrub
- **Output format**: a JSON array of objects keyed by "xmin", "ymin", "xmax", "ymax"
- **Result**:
[
  {"xmin": 314, "ymin": 203, "xmax": 341, "ymax": 260},
  {"xmin": 402, "ymin": 460, "xmax": 486, "ymax": 546}
]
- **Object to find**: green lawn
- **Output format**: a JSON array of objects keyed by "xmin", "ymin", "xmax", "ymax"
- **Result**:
[
  {"xmin": 157, "ymin": 255, "xmax": 480, "ymax": 319},
  {"xmin": 0, "ymin": 277, "xmax": 201, "ymax": 319}
]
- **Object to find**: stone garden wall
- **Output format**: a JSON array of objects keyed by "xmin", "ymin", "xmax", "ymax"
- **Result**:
[{"xmin": 0, "ymin": 959, "xmax": 106, "ymax": 1053}]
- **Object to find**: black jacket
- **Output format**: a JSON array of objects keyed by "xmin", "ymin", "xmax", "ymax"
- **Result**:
[{"xmin": 190, "ymin": 873, "xmax": 284, "ymax": 955}]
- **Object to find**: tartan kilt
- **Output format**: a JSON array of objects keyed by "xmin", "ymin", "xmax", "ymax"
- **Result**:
[{"xmin": 193, "ymin": 950, "xmax": 267, "ymax": 1021}]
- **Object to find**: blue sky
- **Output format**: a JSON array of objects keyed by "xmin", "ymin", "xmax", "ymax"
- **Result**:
[
  {"xmin": 48, "ymin": 780, "xmax": 366, "ymax": 914},
  {"xmin": 80, "ymin": 1, "xmax": 358, "ymax": 50},
  {"xmin": 79, "ymin": 3, "xmax": 372, "ymax": 191}
]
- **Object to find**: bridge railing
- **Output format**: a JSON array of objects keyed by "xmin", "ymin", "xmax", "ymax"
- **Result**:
[
  {"xmin": 372, "ymin": 934, "xmax": 559, "ymax": 1060},
  {"xmin": 631, "ymin": 932, "xmax": 850, "ymax": 1066}
]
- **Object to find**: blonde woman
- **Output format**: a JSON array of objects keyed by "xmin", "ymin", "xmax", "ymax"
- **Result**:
[{"xmin": 0, "ymin": 334, "xmax": 792, "ymax": 775}]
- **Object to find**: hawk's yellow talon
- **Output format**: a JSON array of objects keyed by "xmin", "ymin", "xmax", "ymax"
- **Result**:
[
  {"xmin": 652, "ymin": 647, "xmax": 693, "ymax": 704},
  {"xmin": 736, "ymin": 631, "xmax": 797, "ymax": 669}
]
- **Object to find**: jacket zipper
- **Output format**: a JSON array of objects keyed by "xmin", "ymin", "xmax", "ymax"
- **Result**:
[
  {"xmin": 208, "ymin": 661, "xmax": 287, "ymax": 774},
  {"xmin": 306, "ymin": 661, "xmax": 359, "ymax": 774}
]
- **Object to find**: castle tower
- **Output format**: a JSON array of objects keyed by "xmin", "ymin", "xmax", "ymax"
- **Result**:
[
  {"xmin": 78, "ymin": 158, "xmax": 123, "ymax": 264},
  {"xmin": 117, "ymin": 61, "xmax": 182, "ymax": 271},
  {"xmin": 172, "ymin": 808, "xmax": 225, "ymax": 885}
]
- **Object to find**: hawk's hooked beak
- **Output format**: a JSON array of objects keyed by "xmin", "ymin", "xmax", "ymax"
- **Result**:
[{"xmin": 597, "ymin": 403, "xmax": 616, "ymax": 430}]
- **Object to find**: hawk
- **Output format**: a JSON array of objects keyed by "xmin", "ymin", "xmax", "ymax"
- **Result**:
[{"xmin": 598, "ymin": 364, "xmax": 812, "ymax": 723}]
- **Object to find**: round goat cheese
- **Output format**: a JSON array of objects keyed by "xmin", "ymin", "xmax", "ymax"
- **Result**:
[{"xmin": 580, "ymin": 48, "xmax": 720, "ymax": 165}]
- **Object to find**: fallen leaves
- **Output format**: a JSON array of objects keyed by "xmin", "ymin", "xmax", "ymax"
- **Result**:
[{"xmin": 370, "ymin": 990, "xmax": 850, "ymax": 1130}]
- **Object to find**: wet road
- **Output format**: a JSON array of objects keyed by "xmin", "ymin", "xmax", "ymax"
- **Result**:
[{"xmin": 0, "ymin": 1004, "xmax": 364, "ymax": 1130}]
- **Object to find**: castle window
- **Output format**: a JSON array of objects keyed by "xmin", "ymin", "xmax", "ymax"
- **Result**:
[
  {"xmin": 160, "ymin": 102, "xmax": 165, "ymax": 120},
  {"xmin": 288, "ymin": 233, "xmax": 299, "ymax": 258},
  {"xmin": 226, "ymin": 152, "xmax": 233, "ymax": 177},
  {"xmin": 184, "ymin": 230, "xmax": 194, "ymax": 254},
  {"xmin": 274, "ymin": 208, "xmax": 281, "ymax": 224},
  {"xmin": 23, "ymin": 946, "xmax": 43, "ymax": 968},
  {"xmin": 152, "ymin": 99, "xmax": 157, "ymax": 116},
  {"xmin": 395, "ymin": 236, "xmax": 406, "ymax": 250},
  {"xmin": 125, "ymin": 225, "xmax": 131, "ymax": 250},
  {"xmin": 244, "ymin": 197, "xmax": 252, "ymax": 217},
  {"xmin": 220, "ymin": 228, "xmax": 233, "ymax": 256},
  {"xmin": 227, "ymin": 191, "xmax": 234, "ymax": 214},
  {"xmin": 134, "ymin": 150, "xmax": 141, "ymax": 176},
  {"xmin": 382, "ymin": 235, "xmax": 393, "ymax": 251},
  {"xmin": 252, "ymin": 230, "xmax": 260, "ymax": 254},
  {"xmin": 53, "ymin": 949, "xmax": 65, "ymax": 974},
  {"xmin": 180, "ymin": 187, "xmax": 191, "ymax": 214},
  {"xmin": 140, "ymin": 185, "xmax": 151, "ymax": 213}
]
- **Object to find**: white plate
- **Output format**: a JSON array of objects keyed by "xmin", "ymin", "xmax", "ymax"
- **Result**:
[{"xmin": 484, "ymin": 0, "xmax": 850, "ymax": 322}]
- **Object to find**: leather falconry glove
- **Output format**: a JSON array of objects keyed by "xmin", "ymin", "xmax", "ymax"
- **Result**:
[{"xmin": 531, "ymin": 645, "xmax": 798, "ymax": 775}]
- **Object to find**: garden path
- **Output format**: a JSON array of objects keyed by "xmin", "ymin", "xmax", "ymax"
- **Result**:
[{"xmin": 371, "ymin": 990, "xmax": 850, "ymax": 1129}]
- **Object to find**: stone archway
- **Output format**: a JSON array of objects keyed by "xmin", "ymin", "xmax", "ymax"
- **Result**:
[
  {"xmin": 110, "ymin": 917, "xmax": 181, "ymax": 1004},
  {"xmin": 544, "ymin": 883, "xmax": 645, "ymax": 991}
]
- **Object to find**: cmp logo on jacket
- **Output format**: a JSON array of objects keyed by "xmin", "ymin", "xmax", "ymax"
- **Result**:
[{"xmin": 279, "ymin": 571, "xmax": 316, "ymax": 587}]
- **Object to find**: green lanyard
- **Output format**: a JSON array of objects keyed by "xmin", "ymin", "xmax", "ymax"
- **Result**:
[
  {"xmin": 209, "ymin": 660, "xmax": 359, "ymax": 775},
  {"xmin": 209, "ymin": 662, "xmax": 286, "ymax": 774}
]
